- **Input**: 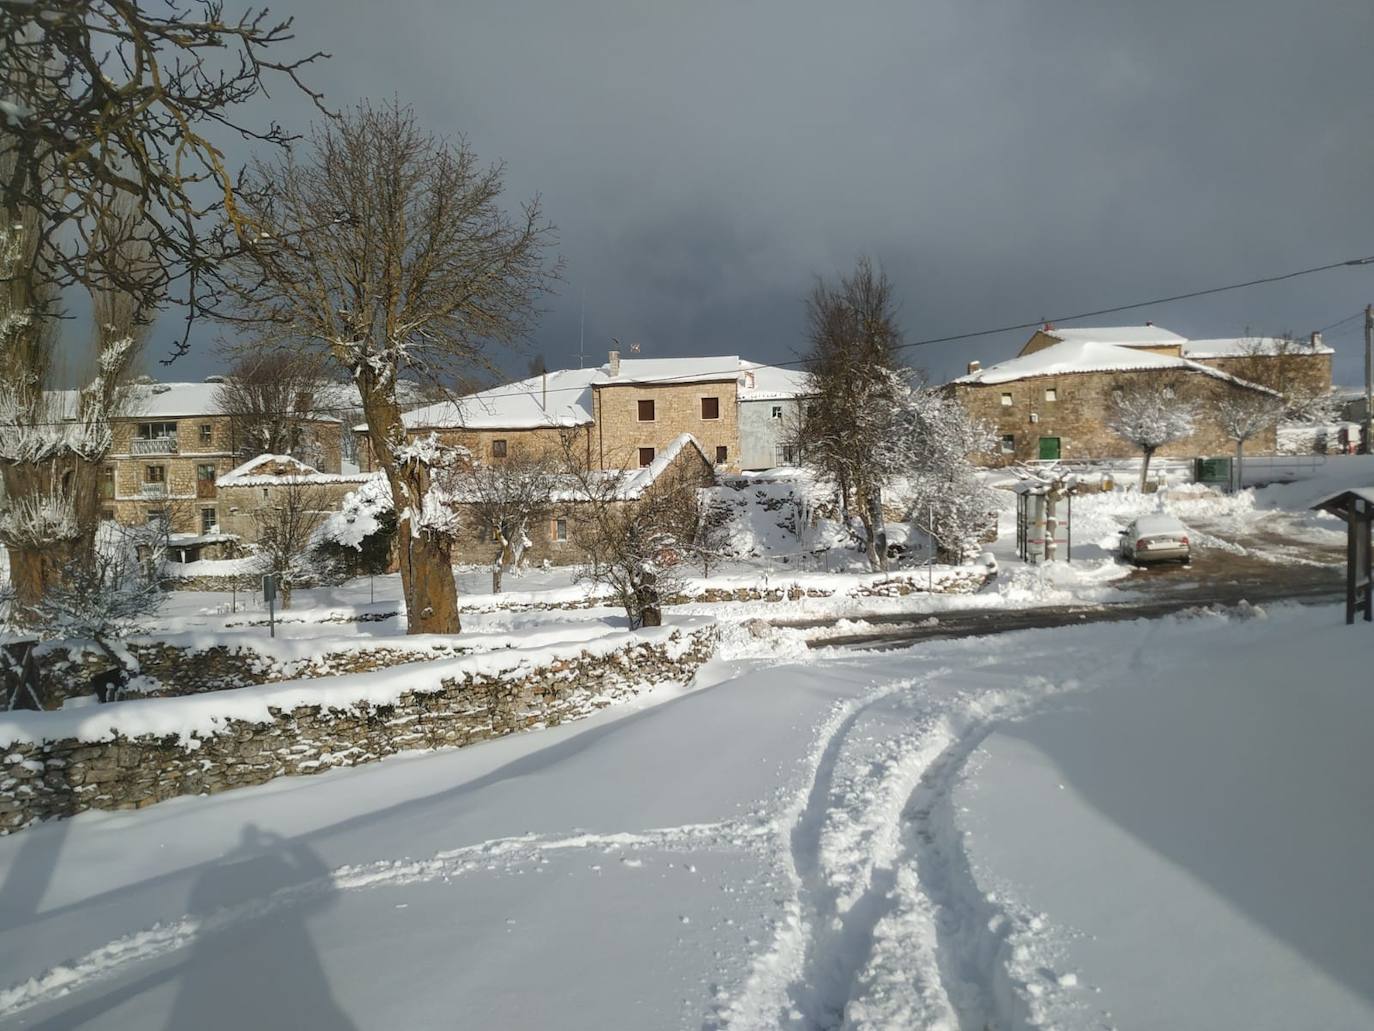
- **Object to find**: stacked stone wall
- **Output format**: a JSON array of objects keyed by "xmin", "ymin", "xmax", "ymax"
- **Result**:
[{"xmin": 3, "ymin": 628, "xmax": 714, "ymax": 831}]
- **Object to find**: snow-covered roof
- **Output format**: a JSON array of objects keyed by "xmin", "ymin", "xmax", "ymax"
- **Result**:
[
  {"xmin": 397, "ymin": 356, "xmax": 795, "ymax": 431},
  {"xmin": 1040, "ymin": 325, "xmax": 1187, "ymax": 347},
  {"xmin": 1310, "ymin": 486, "xmax": 1374, "ymax": 510},
  {"xmin": 953, "ymin": 339, "xmax": 1279, "ymax": 393},
  {"xmin": 1182, "ymin": 337, "xmax": 1334, "ymax": 359},
  {"xmin": 217, "ymin": 453, "xmax": 376, "ymax": 487},
  {"xmin": 738, "ymin": 361, "xmax": 811, "ymax": 401}
]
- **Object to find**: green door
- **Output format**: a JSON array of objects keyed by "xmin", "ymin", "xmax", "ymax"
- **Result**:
[{"xmin": 1038, "ymin": 436, "xmax": 1061, "ymax": 461}]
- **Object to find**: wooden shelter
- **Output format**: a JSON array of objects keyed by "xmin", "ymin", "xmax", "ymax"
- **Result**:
[{"xmin": 1310, "ymin": 488, "xmax": 1374, "ymax": 624}]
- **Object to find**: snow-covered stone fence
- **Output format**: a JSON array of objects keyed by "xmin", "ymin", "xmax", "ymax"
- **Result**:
[{"xmin": 0, "ymin": 624, "xmax": 716, "ymax": 832}]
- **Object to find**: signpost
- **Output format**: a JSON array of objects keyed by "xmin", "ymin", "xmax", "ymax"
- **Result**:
[{"xmin": 263, "ymin": 573, "xmax": 278, "ymax": 638}]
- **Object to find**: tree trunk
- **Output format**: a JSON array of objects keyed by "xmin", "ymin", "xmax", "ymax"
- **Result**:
[
  {"xmin": 1138, "ymin": 448, "xmax": 1155, "ymax": 492},
  {"xmin": 867, "ymin": 491, "xmax": 888, "ymax": 572},
  {"xmin": 357, "ymin": 373, "xmax": 461, "ymax": 635},
  {"xmin": 1234, "ymin": 440, "xmax": 1245, "ymax": 494},
  {"xmin": 492, "ymin": 561, "xmax": 503, "ymax": 594}
]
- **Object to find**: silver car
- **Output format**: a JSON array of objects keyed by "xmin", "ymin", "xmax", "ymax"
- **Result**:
[{"xmin": 1120, "ymin": 514, "xmax": 1191, "ymax": 566}]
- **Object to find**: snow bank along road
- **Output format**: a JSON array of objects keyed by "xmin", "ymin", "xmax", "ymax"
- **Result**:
[{"xmin": 1, "ymin": 606, "xmax": 1371, "ymax": 1029}]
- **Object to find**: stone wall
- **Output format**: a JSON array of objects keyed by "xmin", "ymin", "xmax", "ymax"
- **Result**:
[
  {"xmin": 951, "ymin": 367, "xmax": 1280, "ymax": 467},
  {"xmin": 2, "ymin": 628, "xmax": 715, "ymax": 831},
  {"xmin": 36, "ymin": 637, "xmax": 475, "ymax": 707}
]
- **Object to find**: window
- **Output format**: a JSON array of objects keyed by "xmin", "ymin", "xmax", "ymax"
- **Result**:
[
  {"xmin": 100, "ymin": 465, "xmax": 115, "ymax": 498},
  {"xmin": 145, "ymin": 508, "xmax": 166, "ymax": 526},
  {"xmin": 1000, "ymin": 392, "xmax": 1013, "ymax": 406},
  {"xmin": 137, "ymin": 422, "xmax": 177, "ymax": 440},
  {"xmin": 100, "ymin": 507, "xmax": 114, "ymax": 522},
  {"xmin": 1000, "ymin": 434, "xmax": 1015, "ymax": 454},
  {"xmin": 196, "ymin": 463, "xmax": 216, "ymax": 482},
  {"xmin": 1162, "ymin": 386, "xmax": 1175, "ymax": 399},
  {"xmin": 552, "ymin": 517, "xmax": 568, "ymax": 542},
  {"xmin": 1111, "ymin": 389, "xmax": 1124, "ymax": 403},
  {"xmin": 492, "ymin": 438, "xmax": 508, "ymax": 458},
  {"xmin": 199, "ymin": 423, "xmax": 213, "ymax": 444},
  {"xmin": 776, "ymin": 444, "xmax": 798, "ymax": 465},
  {"xmin": 715, "ymin": 445, "xmax": 728, "ymax": 463},
  {"xmin": 637, "ymin": 399, "xmax": 656, "ymax": 422},
  {"xmin": 701, "ymin": 396, "xmax": 720, "ymax": 420},
  {"xmin": 145, "ymin": 465, "xmax": 166, "ymax": 483},
  {"xmin": 1044, "ymin": 388, "xmax": 1057, "ymax": 402},
  {"xmin": 200, "ymin": 507, "xmax": 216, "ymax": 533},
  {"xmin": 638, "ymin": 447, "xmax": 655, "ymax": 467},
  {"xmin": 771, "ymin": 405, "xmax": 783, "ymax": 420}
]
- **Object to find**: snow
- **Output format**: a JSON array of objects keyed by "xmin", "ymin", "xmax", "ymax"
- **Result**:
[
  {"xmin": 2, "ymin": 604, "xmax": 1369, "ymax": 1028},
  {"xmin": 1127, "ymin": 513, "xmax": 1187, "ymax": 536},
  {"xmin": 216, "ymin": 454, "xmax": 376, "ymax": 488},
  {"xmin": 737, "ymin": 361, "xmax": 811, "ymax": 401},
  {"xmin": 1041, "ymin": 324, "xmax": 1188, "ymax": 347},
  {"xmin": 1183, "ymin": 335, "xmax": 1334, "ymax": 358},
  {"xmin": 954, "ymin": 339, "xmax": 1280, "ymax": 392}
]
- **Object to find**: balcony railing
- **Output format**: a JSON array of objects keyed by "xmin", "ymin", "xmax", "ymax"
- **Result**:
[
  {"xmin": 132, "ymin": 437, "xmax": 178, "ymax": 455},
  {"xmin": 139, "ymin": 482, "xmax": 168, "ymax": 498}
]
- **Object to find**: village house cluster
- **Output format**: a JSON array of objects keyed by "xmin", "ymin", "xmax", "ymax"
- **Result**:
[{"xmin": 76, "ymin": 325, "xmax": 1338, "ymax": 565}]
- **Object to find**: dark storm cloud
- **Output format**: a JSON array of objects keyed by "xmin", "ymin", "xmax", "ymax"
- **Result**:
[{"xmin": 151, "ymin": 0, "xmax": 1374, "ymax": 385}]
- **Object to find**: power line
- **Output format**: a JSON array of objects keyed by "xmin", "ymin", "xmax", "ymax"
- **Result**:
[{"xmin": 7, "ymin": 252, "xmax": 1373, "ymax": 428}]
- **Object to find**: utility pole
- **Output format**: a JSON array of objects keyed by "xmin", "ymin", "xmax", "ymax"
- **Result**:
[{"xmin": 1364, "ymin": 304, "xmax": 1373, "ymax": 455}]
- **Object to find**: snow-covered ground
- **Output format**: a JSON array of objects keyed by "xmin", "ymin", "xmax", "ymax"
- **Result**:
[{"xmin": 2, "ymin": 603, "xmax": 1371, "ymax": 1029}]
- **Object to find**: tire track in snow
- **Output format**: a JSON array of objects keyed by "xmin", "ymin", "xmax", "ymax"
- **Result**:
[
  {"xmin": 713, "ymin": 664, "xmax": 1079, "ymax": 1031},
  {"xmin": 0, "ymin": 821, "xmax": 770, "ymax": 1021}
]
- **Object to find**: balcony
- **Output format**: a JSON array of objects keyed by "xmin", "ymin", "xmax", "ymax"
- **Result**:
[
  {"xmin": 139, "ymin": 482, "xmax": 168, "ymax": 499},
  {"xmin": 132, "ymin": 436, "xmax": 178, "ymax": 455}
]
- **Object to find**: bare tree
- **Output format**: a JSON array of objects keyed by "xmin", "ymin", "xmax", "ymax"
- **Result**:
[
  {"xmin": 1106, "ymin": 380, "xmax": 1198, "ymax": 490},
  {"xmin": 457, "ymin": 455, "xmax": 558, "ymax": 593},
  {"xmin": 684, "ymin": 491, "xmax": 733, "ymax": 577},
  {"xmin": 1226, "ymin": 333, "xmax": 1335, "ymax": 423},
  {"xmin": 1216, "ymin": 391, "xmax": 1283, "ymax": 491},
  {"xmin": 249, "ymin": 477, "xmax": 333, "ymax": 608},
  {"xmin": 1, "ymin": 1, "xmax": 326, "ymax": 350},
  {"xmin": 229, "ymin": 101, "xmax": 558, "ymax": 635},
  {"xmin": 214, "ymin": 348, "xmax": 331, "ymax": 460},
  {"xmin": 561, "ymin": 439, "xmax": 704, "ymax": 629},
  {"xmin": 798, "ymin": 257, "xmax": 905, "ymax": 571}
]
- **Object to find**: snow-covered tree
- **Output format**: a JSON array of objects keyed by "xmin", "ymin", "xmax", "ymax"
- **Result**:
[
  {"xmin": 884, "ymin": 384, "xmax": 997, "ymax": 562},
  {"xmin": 798, "ymin": 257, "xmax": 906, "ymax": 570},
  {"xmin": 230, "ymin": 101, "xmax": 557, "ymax": 635},
  {"xmin": 2, "ymin": 522, "xmax": 165, "ymax": 708},
  {"xmin": 1106, "ymin": 381, "xmax": 1198, "ymax": 490},
  {"xmin": 456, "ymin": 455, "xmax": 558, "ymax": 593},
  {"xmin": 1216, "ymin": 390, "xmax": 1283, "ymax": 491}
]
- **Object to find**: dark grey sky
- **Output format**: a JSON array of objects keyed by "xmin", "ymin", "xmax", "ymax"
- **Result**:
[{"xmin": 149, "ymin": 0, "xmax": 1374, "ymax": 387}]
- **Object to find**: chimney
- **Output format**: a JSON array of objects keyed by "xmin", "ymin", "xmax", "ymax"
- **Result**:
[
  {"xmin": 1310, "ymin": 331, "xmax": 1323, "ymax": 351},
  {"xmin": 1145, "ymin": 321, "xmax": 1154, "ymax": 327},
  {"xmin": 966, "ymin": 360, "xmax": 981, "ymax": 375},
  {"xmin": 1042, "ymin": 321, "xmax": 1054, "ymax": 331},
  {"xmin": 608, "ymin": 349, "xmax": 620, "ymax": 376}
]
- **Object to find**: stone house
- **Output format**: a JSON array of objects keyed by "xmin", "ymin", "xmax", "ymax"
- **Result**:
[
  {"xmin": 215, "ymin": 454, "xmax": 376, "ymax": 544},
  {"xmin": 951, "ymin": 333, "xmax": 1282, "ymax": 466},
  {"xmin": 92, "ymin": 380, "xmax": 343, "ymax": 540},
  {"xmin": 450, "ymin": 433, "xmax": 719, "ymax": 568},
  {"xmin": 356, "ymin": 352, "xmax": 810, "ymax": 474},
  {"xmin": 1017, "ymin": 324, "xmax": 1333, "ymax": 398}
]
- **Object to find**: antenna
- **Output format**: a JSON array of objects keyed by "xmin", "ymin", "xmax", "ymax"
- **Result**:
[{"xmin": 577, "ymin": 290, "xmax": 587, "ymax": 369}]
